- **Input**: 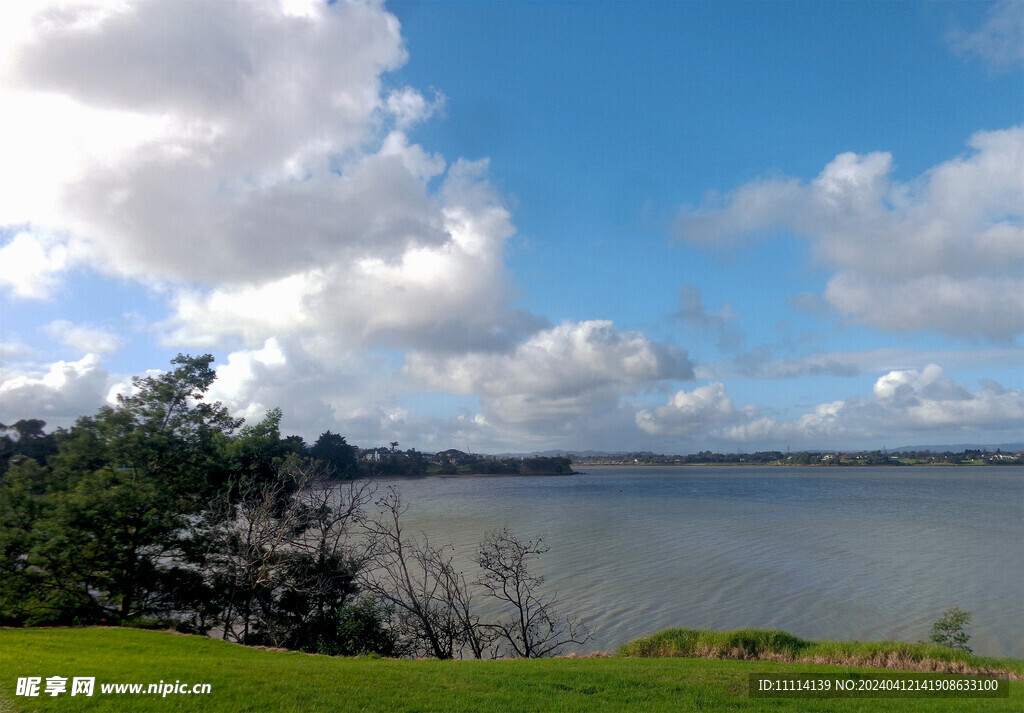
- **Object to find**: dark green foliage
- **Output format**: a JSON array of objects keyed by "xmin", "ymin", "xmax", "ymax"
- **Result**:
[
  {"xmin": 473, "ymin": 458, "xmax": 521, "ymax": 474},
  {"xmin": 322, "ymin": 598, "xmax": 400, "ymax": 656},
  {"xmin": 5, "ymin": 355, "xmax": 242, "ymax": 624},
  {"xmin": 0, "ymin": 355, "xmax": 398, "ymax": 658},
  {"xmin": 427, "ymin": 453, "xmax": 573, "ymax": 475},
  {"xmin": 363, "ymin": 446, "xmax": 428, "ymax": 476},
  {"xmin": 282, "ymin": 434, "xmax": 308, "ymax": 455},
  {"xmin": 1, "ymin": 355, "xmax": 581, "ymax": 661},
  {"xmin": 223, "ymin": 408, "xmax": 288, "ymax": 481},
  {"xmin": 0, "ymin": 459, "xmax": 56, "ymax": 624},
  {"xmin": 0, "ymin": 419, "xmax": 59, "ymax": 477},
  {"xmin": 436, "ymin": 451, "xmax": 458, "ymax": 475},
  {"xmin": 186, "ymin": 456, "xmax": 378, "ymax": 650},
  {"xmin": 519, "ymin": 456, "xmax": 573, "ymax": 475},
  {"xmin": 1, "ymin": 356, "xmax": 241, "ymax": 625},
  {"xmin": 310, "ymin": 430, "xmax": 359, "ymax": 477},
  {"xmin": 929, "ymin": 606, "xmax": 973, "ymax": 653},
  {"xmin": 242, "ymin": 547, "xmax": 362, "ymax": 651}
]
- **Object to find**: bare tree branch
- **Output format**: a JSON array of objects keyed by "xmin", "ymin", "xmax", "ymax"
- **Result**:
[
  {"xmin": 360, "ymin": 486, "xmax": 491, "ymax": 659},
  {"xmin": 476, "ymin": 527, "xmax": 590, "ymax": 658}
]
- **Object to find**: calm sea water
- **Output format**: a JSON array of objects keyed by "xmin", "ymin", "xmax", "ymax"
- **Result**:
[{"xmin": 370, "ymin": 466, "xmax": 1024, "ymax": 658}]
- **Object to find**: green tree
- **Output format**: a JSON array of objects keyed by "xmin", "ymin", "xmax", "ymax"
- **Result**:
[
  {"xmin": 928, "ymin": 606, "xmax": 973, "ymax": 653},
  {"xmin": 310, "ymin": 431, "xmax": 358, "ymax": 478},
  {"xmin": 519, "ymin": 456, "xmax": 573, "ymax": 475},
  {"xmin": 219, "ymin": 408, "xmax": 302, "ymax": 496},
  {"xmin": 0, "ymin": 458, "xmax": 55, "ymax": 624},
  {"xmin": 3, "ymin": 355, "xmax": 242, "ymax": 624},
  {"xmin": 0, "ymin": 419, "xmax": 58, "ymax": 476},
  {"xmin": 197, "ymin": 457, "xmax": 385, "ymax": 654}
]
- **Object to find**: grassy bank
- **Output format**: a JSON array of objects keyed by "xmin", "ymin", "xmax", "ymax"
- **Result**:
[
  {"xmin": 619, "ymin": 628, "xmax": 1024, "ymax": 679},
  {"xmin": 1, "ymin": 628, "xmax": 1019, "ymax": 712}
]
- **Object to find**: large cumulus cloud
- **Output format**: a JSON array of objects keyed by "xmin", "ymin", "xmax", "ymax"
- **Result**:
[
  {"xmin": 160, "ymin": 154, "xmax": 542, "ymax": 354},
  {"xmin": 0, "ymin": 1, "xmax": 546, "ymax": 354},
  {"xmin": 0, "ymin": 0, "xmax": 696, "ymax": 449},
  {"xmin": 0, "ymin": 354, "xmax": 109, "ymax": 425},
  {"xmin": 636, "ymin": 382, "xmax": 754, "ymax": 436},
  {"xmin": 0, "ymin": 0, "xmax": 422, "ymax": 284},
  {"xmin": 721, "ymin": 364, "xmax": 1024, "ymax": 448},
  {"xmin": 675, "ymin": 127, "xmax": 1024, "ymax": 339},
  {"xmin": 406, "ymin": 320, "xmax": 694, "ymax": 441}
]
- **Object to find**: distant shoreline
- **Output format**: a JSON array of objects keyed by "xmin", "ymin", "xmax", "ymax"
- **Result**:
[
  {"xmin": 433, "ymin": 471, "xmax": 577, "ymax": 477},
  {"xmin": 575, "ymin": 461, "xmax": 1023, "ymax": 468},
  {"xmin": 367, "ymin": 460, "xmax": 1023, "ymax": 480}
]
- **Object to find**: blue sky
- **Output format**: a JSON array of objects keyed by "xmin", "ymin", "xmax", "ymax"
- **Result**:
[{"xmin": 1, "ymin": 0, "xmax": 1021, "ymax": 453}]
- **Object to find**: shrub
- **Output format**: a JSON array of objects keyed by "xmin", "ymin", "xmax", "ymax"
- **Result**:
[{"xmin": 929, "ymin": 606, "xmax": 973, "ymax": 653}]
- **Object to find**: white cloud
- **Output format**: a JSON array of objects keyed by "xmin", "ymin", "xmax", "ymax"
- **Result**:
[
  {"xmin": 407, "ymin": 320, "xmax": 693, "ymax": 437},
  {"xmin": 636, "ymin": 382, "xmax": 755, "ymax": 436},
  {"xmin": 385, "ymin": 86, "xmax": 444, "ymax": 129},
  {"xmin": 0, "ymin": 232, "xmax": 79, "ymax": 299},
  {"xmin": 948, "ymin": 0, "xmax": 1024, "ymax": 71},
  {"xmin": 164, "ymin": 271, "xmax": 324, "ymax": 348},
  {"xmin": 0, "ymin": 341, "xmax": 35, "ymax": 360},
  {"xmin": 676, "ymin": 126, "xmax": 1024, "ymax": 338},
  {"xmin": 0, "ymin": 354, "xmax": 109, "ymax": 425},
  {"xmin": 44, "ymin": 319, "xmax": 125, "ymax": 354},
  {"xmin": 0, "ymin": 0, "xmax": 414, "ymax": 285},
  {"xmin": 0, "ymin": 0, "xmax": 700, "ymax": 452},
  {"xmin": 822, "ymin": 273, "xmax": 1022, "ymax": 339},
  {"xmin": 868, "ymin": 364, "xmax": 1021, "ymax": 429},
  {"xmin": 193, "ymin": 336, "xmax": 425, "ymax": 444},
  {"xmin": 161, "ymin": 156, "xmax": 539, "ymax": 353},
  {"xmin": 206, "ymin": 338, "xmax": 289, "ymax": 423},
  {"xmin": 723, "ymin": 365, "xmax": 1024, "ymax": 447},
  {"xmin": 1, "ymin": 1, "xmax": 550, "ymax": 359}
]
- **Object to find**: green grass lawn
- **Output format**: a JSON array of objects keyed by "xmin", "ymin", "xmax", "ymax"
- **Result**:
[{"xmin": 1, "ymin": 628, "xmax": 1018, "ymax": 712}]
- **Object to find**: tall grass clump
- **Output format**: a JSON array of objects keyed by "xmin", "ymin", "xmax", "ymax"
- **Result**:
[
  {"xmin": 618, "ymin": 628, "xmax": 808, "ymax": 660},
  {"xmin": 618, "ymin": 628, "xmax": 1024, "ymax": 679}
]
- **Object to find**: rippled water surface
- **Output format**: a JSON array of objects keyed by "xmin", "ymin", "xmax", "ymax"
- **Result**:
[{"xmin": 369, "ymin": 466, "xmax": 1023, "ymax": 657}]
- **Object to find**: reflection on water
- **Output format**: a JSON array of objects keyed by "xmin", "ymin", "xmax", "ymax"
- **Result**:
[{"xmin": 366, "ymin": 466, "xmax": 1024, "ymax": 657}]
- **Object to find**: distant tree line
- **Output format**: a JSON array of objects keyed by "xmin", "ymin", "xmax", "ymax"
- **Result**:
[
  {"xmin": 0, "ymin": 355, "xmax": 586, "ymax": 659},
  {"xmin": 571, "ymin": 449, "xmax": 1023, "ymax": 466},
  {"xmin": 572, "ymin": 451, "xmax": 787, "ymax": 465},
  {"xmin": 433, "ymin": 450, "xmax": 574, "ymax": 476}
]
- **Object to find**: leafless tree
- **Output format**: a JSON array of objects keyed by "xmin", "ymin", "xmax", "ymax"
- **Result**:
[
  {"xmin": 360, "ymin": 486, "xmax": 492, "ymax": 659},
  {"xmin": 199, "ymin": 456, "xmax": 374, "ymax": 646},
  {"xmin": 476, "ymin": 527, "xmax": 590, "ymax": 658}
]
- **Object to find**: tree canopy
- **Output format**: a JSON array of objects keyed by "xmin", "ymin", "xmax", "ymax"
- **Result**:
[{"xmin": 1, "ymin": 354, "xmax": 585, "ymax": 659}]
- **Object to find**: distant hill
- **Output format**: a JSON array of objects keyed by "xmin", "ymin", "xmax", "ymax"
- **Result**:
[{"xmin": 892, "ymin": 443, "xmax": 1024, "ymax": 453}]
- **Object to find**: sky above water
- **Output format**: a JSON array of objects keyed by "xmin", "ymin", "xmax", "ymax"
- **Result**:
[{"xmin": 1, "ymin": 0, "xmax": 1022, "ymax": 453}]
